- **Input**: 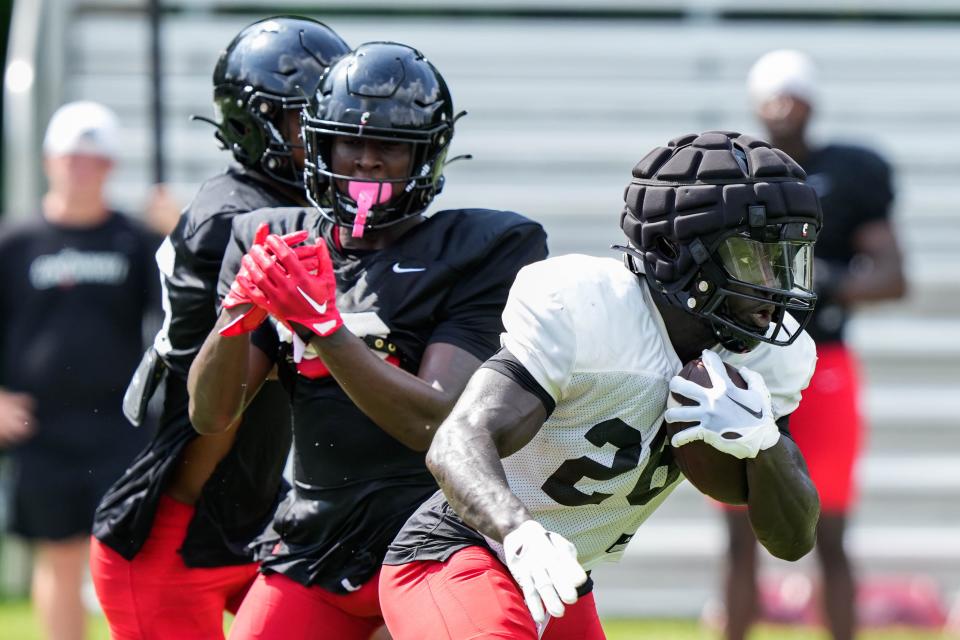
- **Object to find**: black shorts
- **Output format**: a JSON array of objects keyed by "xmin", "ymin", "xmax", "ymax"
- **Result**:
[
  {"xmin": 384, "ymin": 490, "xmax": 596, "ymax": 596},
  {"xmin": 383, "ymin": 490, "xmax": 489, "ymax": 566},
  {"xmin": 6, "ymin": 441, "xmax": 145, "ymax": 541}
]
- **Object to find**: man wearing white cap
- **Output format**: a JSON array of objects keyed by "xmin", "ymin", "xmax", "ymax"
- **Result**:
[
  {"xmin": 0, "ymin": 100, "xmax": 159, "ymax": 640},
  {"xmin": 721, "ymin": 50, "xmax": 907, "ymax": 640}
]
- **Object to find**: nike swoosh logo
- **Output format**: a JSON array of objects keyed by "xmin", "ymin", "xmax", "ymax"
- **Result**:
[
  {"xmin": 727, "ymin": 395, "xmax": 764, "ymax": 419},
  {"xmin": 297, "ymin": 286, "xmax": 327, "ymax": 314},
  {"xmin": 392, "ymin": 263, "xmax": 426, "ymax": 274},
  {"xmin": 340, "ymin": 577, "xmax": 362, "ymax": 592}
]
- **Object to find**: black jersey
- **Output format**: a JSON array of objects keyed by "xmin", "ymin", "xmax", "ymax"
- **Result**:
[
  {"xmin": 217, "ymin": 206, "xmax": 548, "ymax": 592},
  {"xmin": 93, "ymin": 167, "xmax": 297, "ymax": 566},
  {"xmin": 0, "ymin": 213, "xmax": 159, "ymax": 456},
  {"xmin": 156, "ymin": 166, "xmax": 305, "ymax": 378},
  {"xmin": 801, "ymin": 144, "xmax": 894, "ymax": 344}
]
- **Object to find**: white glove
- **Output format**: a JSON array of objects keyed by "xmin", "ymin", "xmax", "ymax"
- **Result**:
[
  {"xmin": 665, "ymin": 349, "xmax": 780, "ymax": 459},
  {"xmin": 503, "ymin": 520, "xmax": 588, "ymax": 625}
]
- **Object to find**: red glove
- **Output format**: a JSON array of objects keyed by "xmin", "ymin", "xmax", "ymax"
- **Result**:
[
  {"xmin": 234, "ymin": 233, "xmax": 342, "ymax": 339},
  {"xmin": 220, "ymin": 223, "xmax": 312, "ymax": 337}
]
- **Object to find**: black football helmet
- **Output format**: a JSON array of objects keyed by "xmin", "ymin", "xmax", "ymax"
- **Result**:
[
  {"xmin": 206, "ymin": 16, "xmax": 349, "ymax": 187},
  {"xmin": 617, "ymin": 131, "xmax": 821, "ymax": 353},
  {"xmin": 302, "ymin": 42, "xmax": 460, "ymax": 230}
]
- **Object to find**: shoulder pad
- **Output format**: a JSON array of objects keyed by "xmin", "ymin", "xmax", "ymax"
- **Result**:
[{"xmin": 425, "ymin": 208, "xmax": 546, "ymax": 268}]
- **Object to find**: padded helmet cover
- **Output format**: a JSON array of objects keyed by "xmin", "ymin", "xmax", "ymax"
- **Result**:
[{"xmin": 620, "ymin": 131, "xmax": 822, "ymax": 351}]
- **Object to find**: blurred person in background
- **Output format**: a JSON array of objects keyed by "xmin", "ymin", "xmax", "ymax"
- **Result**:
[
  {"xmin": 90, "ymin": 17, "xmax": 350, "ymax": 640},
  {"xmin": 0, "ymin": 100, "xmax": 160, "ymax": 640},
  {"xmin": 721, "ymin": 49, "xmax": 907, "ymax": 640}
]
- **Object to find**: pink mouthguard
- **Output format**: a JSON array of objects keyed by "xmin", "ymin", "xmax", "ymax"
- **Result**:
[{"xmin": 347, "ymin": 181, "xmax": 393, "ymax": 238}]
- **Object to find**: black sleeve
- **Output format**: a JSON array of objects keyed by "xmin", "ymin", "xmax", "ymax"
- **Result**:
[
  {"xmin": 481, "ymin": 347, "xmax": 555, "ymax": 417},
  {"xmin": 854, "ymin": 149, "xmax": 894, "ymax": 225},
  {"xmin": 776, "ymin": 414, "xmax": 793, "ymax": 441},
  {"xmin": 428, "ymin": 222, "xmax": 548, "ymax": 361},
  {"xmin": 154, "ymin": 209, "xmax": 241, "ymax": 378},
  {"xmin": 215, "ymin": 208, "xmax": 307, "ymax": 307},
  {"xmin": 216, "ymin": 221, "xmax": 251, "ymax": 309},
  {"xmin": 218, "ymin": 216, "xmax": 274, "ymax": 360},
  {"xmin": 250, "ymin": 321, "xmax": 281, "ymax": 363},
  {"xmin": 139, "ymin": 227, "xmax": 164, "ymax": 342}
]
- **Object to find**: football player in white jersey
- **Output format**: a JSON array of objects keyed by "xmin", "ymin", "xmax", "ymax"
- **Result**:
[{"xmin": 378, "ymin": 131, "xmax": 823, "ymax": 640}]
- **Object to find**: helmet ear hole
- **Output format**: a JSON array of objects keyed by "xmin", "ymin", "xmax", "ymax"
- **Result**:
[{"xmin": 655, "ymin": 236, "xmax": 680, "ymax": 261}]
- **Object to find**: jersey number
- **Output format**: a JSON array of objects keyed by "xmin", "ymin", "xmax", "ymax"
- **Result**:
[{"xmin": 541, "ymin": 418, "xmax": 678, "ymax": 507}]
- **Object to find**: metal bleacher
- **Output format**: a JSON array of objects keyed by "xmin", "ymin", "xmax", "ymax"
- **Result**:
[{"xmin": 9, "ymin": 0, "xmax": 960, "ymax": 618}]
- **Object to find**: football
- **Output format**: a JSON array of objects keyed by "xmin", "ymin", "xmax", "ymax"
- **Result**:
[{"xmin": 666, "ymin": 358, "xmax": 749, "ymax": 505}]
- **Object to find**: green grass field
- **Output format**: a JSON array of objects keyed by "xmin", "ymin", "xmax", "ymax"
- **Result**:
[{"xmin": 2, "ymin": 600, "xmax": 956, "ymax": 640}]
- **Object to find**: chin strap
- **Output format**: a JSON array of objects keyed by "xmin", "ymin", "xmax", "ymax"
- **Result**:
[
  {"xmin": 611, "ymin": 243, "xmax": 647, "ymax": 277},
  {"xmin": 711, "ymin": 322, "xmax": 759, "ymax": 354},
  {"xmin": 443, "ymin": 153, "xmax": 473, "ymax": 167},
  {"xmin": 190, "ymin": 114, "xmax": 231, "ymax": 153}
]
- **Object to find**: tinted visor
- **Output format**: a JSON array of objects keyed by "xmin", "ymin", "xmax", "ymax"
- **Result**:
[{"xmin": 717, "ymin": 237, "xmax": 813, "ymax": 293}]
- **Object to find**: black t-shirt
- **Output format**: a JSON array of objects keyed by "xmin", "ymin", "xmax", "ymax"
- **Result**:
[
  {"xmin": 217, "ymin": 206, "xmax": 548, "ymax": 591},
  {"xmin": 93, "ymin": 167, "xmax": 298, "ymax": 566},
  {"xmin": 802, "ymin": 144, "xmax": 894, "ymax": 344},
  {"xmin": 0, "ymin": 213, "xmax": 159, "ymax": 458}
]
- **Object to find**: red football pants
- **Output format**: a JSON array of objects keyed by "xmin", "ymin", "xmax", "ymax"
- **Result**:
[
  {"xmin": 380, "ymin": 545, "xmax": 606, "ymax": 640},
  {"xmin": 228, "ymin": 571, "xmax": 384, "ymax": 640},
  {"xmin": 90, "ymin": 494, "xmax": 258, "ymax": 640},
  {"xmin": 789, "ymin": 342, "xmax": 864, "ymax": 512}
]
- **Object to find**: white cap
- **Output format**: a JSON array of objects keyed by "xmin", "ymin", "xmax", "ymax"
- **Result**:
[
  {"xmin": 747, "ymin": 49, "xmax": 817, "ymax": 108},
  {"xmin": 43, "ymin": 101, "xmax": 120, "ymax": 159}
]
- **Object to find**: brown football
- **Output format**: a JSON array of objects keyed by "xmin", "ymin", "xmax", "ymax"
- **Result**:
[{"xmin": 667, "ymin": 358, "xmax": 749, "ymax": 505}]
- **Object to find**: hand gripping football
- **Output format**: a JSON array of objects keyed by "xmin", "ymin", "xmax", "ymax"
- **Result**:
[{"xmin": 666, "ymin": 357, "xmax": 749, "ymax": 505}]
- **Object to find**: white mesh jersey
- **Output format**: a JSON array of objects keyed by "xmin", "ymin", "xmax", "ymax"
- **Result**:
[{"xmin": 495, "ymin": 254, "xmax": 817, "ymax": 570}]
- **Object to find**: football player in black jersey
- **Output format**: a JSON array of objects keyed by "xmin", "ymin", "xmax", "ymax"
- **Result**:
[
  {"xmin": 188, "ymin": 42, "xmax": 547, "ymax": 638},
  {"xmin": 719, "ymin": 50, "xmax": 907, "ymax": 640},
  {"xmin": 90, "ymin": 18, "xmax": 350, "ymax": 640}
]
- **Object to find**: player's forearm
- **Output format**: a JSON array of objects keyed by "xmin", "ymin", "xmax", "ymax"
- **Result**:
[
  {"xmin": 746, "ymin": 436, "xmax": 820, "ymax": 560},
  {"xmin": 187, "ymin": 311, "xmax": 253, "ymax": 434},
  {"xmin": 309, "ymin": 328, "xmax": 458, "ymax": 451},
  {"xmin": 836, "ymin": 258, "xmax": 907, "ymax": 305},
  {"xmin": 837, "ymin": 222, "xmax": 907, "ymax": 305},
  {"xmin": 426, "ymin": 419, "xmax": 533, "ymax": 542}
]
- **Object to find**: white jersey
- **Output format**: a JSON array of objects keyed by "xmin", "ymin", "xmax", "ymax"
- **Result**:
[{"xmin": 495, "ymin": 254, "xmax": 817, "ymax": 570}]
